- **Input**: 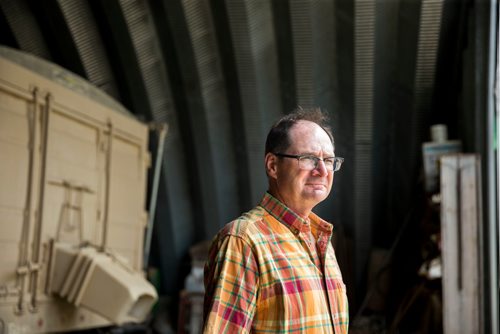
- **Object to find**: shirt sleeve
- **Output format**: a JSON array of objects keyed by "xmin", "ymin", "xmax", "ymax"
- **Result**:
[{"xmin": 203, "ymin": 234, "xmax": 259, "ymax": 333}]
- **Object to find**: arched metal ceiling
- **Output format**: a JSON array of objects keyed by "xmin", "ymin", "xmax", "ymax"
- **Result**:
[{"xmin": 0, "ymin": 0, "xmax": 492, "ymax": 311}]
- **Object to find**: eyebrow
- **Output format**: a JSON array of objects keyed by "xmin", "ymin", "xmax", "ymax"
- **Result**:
[{"xmin": 298, "ymin": 152, "xmax": 335, "ymax": 157}]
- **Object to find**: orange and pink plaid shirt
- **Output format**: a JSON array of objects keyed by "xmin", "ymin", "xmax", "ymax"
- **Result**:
[{"xmin": 203, "ymin": 192, "xmax": 349, "ymax": 333}]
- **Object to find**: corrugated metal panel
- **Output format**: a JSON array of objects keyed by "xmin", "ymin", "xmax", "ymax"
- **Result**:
[
  {"xmin": 120, "ymin": 0, "xmax": 195, "ymax": 260},
  {"xmin": 311, "ymin": 0, "xmax": 337, "ymax": 108},
  {"xmin": 57, "ymin": 0, "xmax": 120, "ymax": 100},
  {"xmin": 182, "ymin": 0, "xmax": 240, "ymax": 233},
  {"xmin": 225, "ymin": 0, "xmax": 282, "ymax": 204},
  {"xmin": 414, "ymin": 0, "xmax": 444, "ymax": 138},
  {"xmin": 183, "ymin": 1, "xmax": 219, "ymax": 90},
  {"xmin": 0, "ymin": 0, "xmax": 51, "ymax": 60},
  {"xmin": 120, "ymin": 0, "xmax": 172, "ymax": 123},
  {"xmin": 354, "ymin": 0, "xmax": 375, "ymax": 279},
  {"xmin": 290, "ymin": 0, "xmax": 314, "ymax": 107}
]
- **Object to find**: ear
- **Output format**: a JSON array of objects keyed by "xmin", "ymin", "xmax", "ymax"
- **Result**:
[{"xmin": 265, "ymin": 152, "xmax": 278, "ymax": 179}]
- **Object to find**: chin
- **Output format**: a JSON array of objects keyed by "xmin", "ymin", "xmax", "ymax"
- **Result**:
[{"xmin": 304, "ymin": 191, "xmax": 329, "ymax": 202}]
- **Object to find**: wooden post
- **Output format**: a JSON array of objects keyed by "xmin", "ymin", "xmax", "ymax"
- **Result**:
[{"xmin": 441, "ymin": 154, "xmax": 483, "ymax": 334}]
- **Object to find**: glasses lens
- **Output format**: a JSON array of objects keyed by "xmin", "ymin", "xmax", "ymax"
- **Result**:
[
  {"xmin": 324, "ymin": 158, "xmax": 334, "ymax": 170},
  {"xmin": 296, "ymin": 156, "xmax": 343, "ymax": 171},
  {"xmin": 298, "ymin": 156, "xmax": 316, "ymax": 170},
  {"xmin": 333, "ymin": 158, "xmax": 343, "ymax": 171}
]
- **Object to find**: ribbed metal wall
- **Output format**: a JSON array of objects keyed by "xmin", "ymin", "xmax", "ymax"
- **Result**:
[
  {"xmin": 414, "ymin": 0, "xmax": 444, "ymax": 142},
  {"xmin": 182, "ymin": 0, "xmax": 240, "ymax": 236},
  {"xmin": 58, "ymin": 0, "xmax": 119, "ymax": 99},
  {"xmin": 311, "ymin": 0, "xmax": 342, "ymax": 222},
  {"xmin": 0, "ymin": 0, "xmax": 51, "ymax": 60},
  {"xmin": 290, "ymin": 0, "xmax": 314, "ymax": 107},
  {"xmin": 225, "ymin": 0, "xmax": 282, "ymax": 204},
  {"xmin": 119, "ymin": 0, "xmax": 198, "ymax": 292},
  {"xmin": 354, "ymin": 0, "xmax": 375, "ymax": 281},
  {"xmin": 287, "ymin": 0, "xmax": 344, "ymax": 223},
  {"xmin": 311, "ymin": 0, "xmax": 337, "ymax": 110},
  {"xmin": 120, "ymin": 0, "xmax": 171, "ymax": 123}
]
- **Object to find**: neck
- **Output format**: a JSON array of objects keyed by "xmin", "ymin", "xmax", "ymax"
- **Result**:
[{"xmin": 268, "ymin": 189, "xmax": 312, "ymax": 218}]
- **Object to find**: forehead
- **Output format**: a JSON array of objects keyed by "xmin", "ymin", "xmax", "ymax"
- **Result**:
[{"xmin": 288, "ymin": 120, "xmax": 334, "ymax": 153}]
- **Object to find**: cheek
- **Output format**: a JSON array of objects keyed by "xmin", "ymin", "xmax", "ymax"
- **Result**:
[
  {"xmin": 279, "ymin": 169, "xmax": 303, "ymax": 190},
  {"xmin": 324, "ymin": 174, "xmax": 334, "ymax": 190},
  {"xmin": 297, "ymin": 172, "xmax": 312, "ymax": 184}
]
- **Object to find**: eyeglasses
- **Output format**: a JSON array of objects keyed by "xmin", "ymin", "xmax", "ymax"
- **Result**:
[{"xmin": 274, "ymin": 153, "xmax": 344, "ymax": 171}]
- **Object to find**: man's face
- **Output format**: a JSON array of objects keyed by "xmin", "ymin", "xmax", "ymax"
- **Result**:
[{"xmin": 268, "ymin": 120, "xmax": 335, "ymax": 215}]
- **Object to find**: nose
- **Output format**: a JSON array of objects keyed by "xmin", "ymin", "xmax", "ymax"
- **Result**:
[{"xmin": 312, "ymin": 159, "xmax": 328, "ymax": 176}]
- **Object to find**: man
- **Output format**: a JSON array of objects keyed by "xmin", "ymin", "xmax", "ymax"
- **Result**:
[{"xmin": 203, "ymin": 108, "xmax": 349, "ymax": 333}]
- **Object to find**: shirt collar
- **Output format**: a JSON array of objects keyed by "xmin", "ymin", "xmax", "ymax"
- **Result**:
[{"xmin": 259, "ymin": 192, "xmax": 333, "ymax": 236}]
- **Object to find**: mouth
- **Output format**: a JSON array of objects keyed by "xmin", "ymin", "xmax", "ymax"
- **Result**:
[{"xmin": 306, "ymin": 183, "xmax": 327, "ymax": 189}]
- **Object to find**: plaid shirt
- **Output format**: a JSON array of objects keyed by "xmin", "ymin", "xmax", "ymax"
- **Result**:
[{"xmin": 203, "ymin": 192, "xmax": 349, "ymax": 333}]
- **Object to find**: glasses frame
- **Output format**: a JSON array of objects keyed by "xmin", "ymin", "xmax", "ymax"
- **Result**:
[{"xmin": 273, "ymin": 153, "xmax": 344, "ymax": 171}]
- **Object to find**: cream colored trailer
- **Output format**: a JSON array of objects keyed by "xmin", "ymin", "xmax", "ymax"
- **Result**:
[{"xmin": 0, "ymin": 47, "xmax": 157, "ymax": 333}]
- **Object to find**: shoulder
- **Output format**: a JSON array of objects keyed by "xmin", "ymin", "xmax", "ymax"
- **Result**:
[
  {"xmin": 218, "ymin": 206, "xmax": 267, "ymax": 239},
  {"xmin": 205, "ymin": 206, "xmax": 267, "ymax": 277},
  {"xmin": 217, "ymin": 205, "xmax": 268, "ymax": 242}
]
